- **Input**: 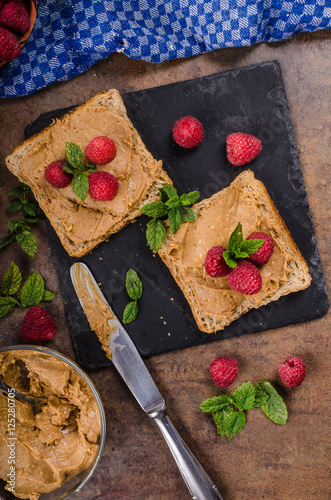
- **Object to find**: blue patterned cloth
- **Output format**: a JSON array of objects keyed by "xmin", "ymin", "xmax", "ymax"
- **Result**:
[{"xmin": 0, "ymin": 0, "xmax": 330, "ymax": 98}]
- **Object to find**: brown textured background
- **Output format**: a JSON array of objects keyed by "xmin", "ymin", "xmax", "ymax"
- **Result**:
[{"xmin": 0, "ymin": 29, "xmax": 330, "ymax": 500}]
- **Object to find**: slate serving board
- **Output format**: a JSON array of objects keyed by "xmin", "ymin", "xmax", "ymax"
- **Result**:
[{"xmin": 25, "ymin": 60, "xmax": 329, "ymax": 370}]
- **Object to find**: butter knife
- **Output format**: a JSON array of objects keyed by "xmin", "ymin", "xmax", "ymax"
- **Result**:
[{"xmin": 70, "ymin": 262, "xmax": 223, "ymax": 500}]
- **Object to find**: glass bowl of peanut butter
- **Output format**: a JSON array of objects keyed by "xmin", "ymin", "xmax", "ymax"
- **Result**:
[{"xmin": 0, "ymin": 345, "xmax": 106, "ymax": 500}]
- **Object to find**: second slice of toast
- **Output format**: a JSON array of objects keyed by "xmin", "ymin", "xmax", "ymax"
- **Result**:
[{"xmin": 158, "ymin": 170, "xmax": 311, "ymax": 333}]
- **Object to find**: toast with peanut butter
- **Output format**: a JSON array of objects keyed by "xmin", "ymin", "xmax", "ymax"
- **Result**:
[
  {"xmin": 5, "ymin": 89, "xmax": 172, "ymax": 257},
  {"xmin": 158, "ymin": 170, "xmax": 311, "ymax": 333}
]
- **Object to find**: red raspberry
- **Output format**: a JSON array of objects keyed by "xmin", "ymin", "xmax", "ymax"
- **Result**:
[
  {"xmin": 278, "ymin": 356, "xmax": 306, "ymax": 388},
  {"xmin": 20, "ymin": 306, "xmax": 57, "ymax": 342},
  {"xmin": 247, "ymin": 232, "xmax": 274, "ymax": 265},
  {"xmin": 0, "ymin": 26, "xmax": 21, "ymax": 61},
  {"xmin": 209, "ymin": 357, "xmax": 239, "ymax": 388},
  {"xmin": 205, "ymin": 246, "xmax": 231, "ymax": 277},
  {"xmin": 226, "ymin": 132, "xmax": 262, "ymax": 166},
  {"xmin": 45, "ymin": 160, "xmax": 73, "ymax": 188},
  {"xmin": 88, "ymin": 171, "xmax": 118, "ymax": 201},
  {"xmin": 172, "ymin": 116, "xmax": 204, "ymax": 149},
  {"xmin": 227, "ymin": 260, "xmax": 262, "ymax": 295},
  {"xmin": 0, "ymin": 1, "xmax": 31, "ymax": 33},
  {"xmin": 85, "ymin": 136, "xmax": 116, "ymax": 165}
]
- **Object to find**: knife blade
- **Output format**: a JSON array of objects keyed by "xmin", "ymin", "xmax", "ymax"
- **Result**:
[{"xmin": 70, "ymin": 262, "xmax": 223, "ymax": 500}]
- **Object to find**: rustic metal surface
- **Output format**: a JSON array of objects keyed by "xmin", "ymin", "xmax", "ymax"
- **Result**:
[{"xmin": 0, "ymin": 29, "xmax": 330, "ymax": 500}]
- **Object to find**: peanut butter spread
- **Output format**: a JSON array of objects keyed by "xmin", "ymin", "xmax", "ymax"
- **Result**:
[
  {"xmin": 19, "ymin": 105, "xmax": 159, "ymax": 244},
  {"xmin": 164, "ymin": 182, "xmax": 292, "ymax": 319},
  {"xmin": 0, "ymin": 350, "xmax": 101, "ymax": 500}
]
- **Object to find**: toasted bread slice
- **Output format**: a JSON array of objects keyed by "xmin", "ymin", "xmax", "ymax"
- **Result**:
[
  {"xmin": 158, "ymin": 170, "xmax": 311, "ymax": 333},
  {"xmin": 6, "ymin": 89, "xmax": 172, "ymax": 257}
]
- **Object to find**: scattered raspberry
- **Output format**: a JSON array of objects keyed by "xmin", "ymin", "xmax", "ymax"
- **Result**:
[
  {"xmin": 209, "ymin": 357, "xmax": 239, "ymax": 388},
  {"xmin": 247, "ymin": 232, "xmax": 274, "ymax": 266},
  {"xmin": 172, "ymin": 116, "xmax": 204, "ymax": 149},
  {"xmin": 85, "ymin": 136, "xmax": 116, "ymax": 165},
  {"xmin": 0, "ymin": 1, "xmax": 30, "ymax": 33},
  {"xmin": 205, "ymin": 246, "xmax": 231, "ymax": 277},
  {"xmin": 226, "ymin": 132, "xmax": 262, "ymax": 166},
  {"xmin": 278, "ymin": 356, "xmax": 306, "ymax": 388},
  {"xmin": 0, "ymin": 26, "xmax": 21, "ymax": 61},
  {"xmin": 227, "ymin": 260, "xmax": 262, "ymax": 295},
  {"xmin": 20, "ymin": 306, "xmax": 57, "ymax": 342},
  {"xmin": 45, "ymin": 160, "xmax": 73, "ymax": 188},
  {"xmin": 88, "ymin": 171, "xmax": 118, "ymax": 201}
]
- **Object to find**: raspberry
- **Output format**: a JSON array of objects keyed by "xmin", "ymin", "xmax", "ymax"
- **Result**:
[
  {"xmin": 0, "ymin": 26, "xmax": 21, "ymax": 61},
  {"xmin": 45, "ymin": 160, "xmax": 73, "ymax": 188},
  {"xmin": 0, "ymin": 1, "xmax": 31, "ymax": 33},
  {"xmin": 226, "ymin": 132, "xmax": 262, "ymax": 166},
  {"xmin": 278, "ymin": 356, "xmax": 306, "ymax": 388},
  {"xmin": 85, "ymin": 136, "xmax": 116, "ymax": 165},
  {"xmin": 172, "ymin": 116, "xmax": 204, "ymax": 149},
  {"xmin": 205, "ymin": 246, "xmax": 231, "ymax": 277},
  {"xmin": 209, "ymin": 357, "xmax": 239, "ymax": 388},
  {"xmin": 227, "ymin": 260, "xmax": 262, "ymax": 295},
  {"xmin": 88, "ymin": 171, "xmax": 118, "ymax": 201},
  {"xmin": 20, "ymin": 306, "xmax": 57, "ymax": 342},
  {"xmin": 247, "ymin": 232, "xmax": 274, "ymax": 266}
]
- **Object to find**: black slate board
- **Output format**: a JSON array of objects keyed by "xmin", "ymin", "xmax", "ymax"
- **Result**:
[{"xmin": 25, "ymin": 61, "xmax": 329, "ymax": 370}]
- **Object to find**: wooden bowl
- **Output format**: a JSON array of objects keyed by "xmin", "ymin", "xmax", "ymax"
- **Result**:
[{"xmin": 0, "ymin": 0, "xmax": 37, "ymax": 68}]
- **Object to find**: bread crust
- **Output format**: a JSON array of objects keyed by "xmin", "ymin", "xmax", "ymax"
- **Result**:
[
  {"xmin": 5, "ymin": 89, "xmax": 172, "ymax": 257},
  {"xmin": 158, "ymin": 170, "xmax": 311, "ymax": 333}
]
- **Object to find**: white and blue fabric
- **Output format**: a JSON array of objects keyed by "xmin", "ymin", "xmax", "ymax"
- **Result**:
[{"xmin": 0, "ymin": 0, "xmax": 330, "ymax": 98}]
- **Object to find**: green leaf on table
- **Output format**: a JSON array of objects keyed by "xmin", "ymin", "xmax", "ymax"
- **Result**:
[
  {"xmin": 231, "ymin": 381, "xmax": 255, "ymax": 410},
  {"xmin": 252, "ymin": 384, "xmax": 270, "ymax": 408},
  {"xmin": 16, "ymin": 230, "xmax": 37, "ymax": 257},
  {"xmin": 180, "ymin": 191, "xmax": 200, "ymax": 206},
  {"xmin": 0, "ymin": 232, "xmax": 16, "ymax": 250},
  {"xmin": 213, "ymin": 405, "xmax": 235, "ymax": 437},
  {"xmin": 161, "ymin": 183, "xmax": 178, "ymax": 200},
  {"xmin": 1, "ymin": 262, "xmax": 22, "ymax": 296},
  {"xmin": 0, "ymin": 296, "xmax": 20, "ymax": 318},
  {"xmin": 200, "ymin": 394, "xmax": 231, "ymax": 413},
  {"xmin": 43, "ymin": 290, "xmax": 55, "ymax": 302},
  {"xmin": 146, "ymin": 218, "xmax": 166, "ymax": 252},
  {"xmin": 225, "ymin": 410, "xmax": 246, "ymax": 440},
  {"xmin": 168, "ymin": 207, "xmax": 182, "ymax": 234},
  {"xmin": 9, "ymin": 185, "xmax": 31, "ymax": 196},
  {"xmin": 256, "ymin": 382, "xmax": 288, "ymax": 425},
  {"xmin": 165, "ymin": 195, "xmax": 180, "ymax": 209},
  {"xmin": 178, "ymin": 204, "xmax": 198, "ymax": 222},
  {"xmin": 19, "ymin": 271, "xmax": 45, "ymax": 307},
  {"xmin": 140, "ymin": 201, "xmax": 168, "ymax": 218},
  {"xmin": 7, "ymin": 199, "xmax": 23, "ymax": 212},
  {"xmin": 23, "ymin": 202, "xmax": 43, "ymax": 218}
]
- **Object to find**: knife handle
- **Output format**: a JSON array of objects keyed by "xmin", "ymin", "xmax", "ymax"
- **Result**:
[{"xmin": 152, "ymin": 410, "xmax": 224, "ymax": 500}]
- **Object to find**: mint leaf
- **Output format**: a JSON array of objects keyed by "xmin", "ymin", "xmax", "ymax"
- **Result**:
[
  {"xmin": 146, "ymin": 218, "xmax": 166, "ymax": 252},
  {"xmin": 23, "ymin": 202, "xmax": 43, "ymax": 217},
  {"xmin": 252, "ymin": 384, "xmax": 269, "ymax": 408},
  {"xmin": 126, "ymin": 269, "xmax": 142, "ymax": 300},
  {"xmin": 66, "ymin": 142, "xmax": 84, "ymax": 169},
  {"xmin": 222, "ymin": 250, "xmax": 238, "ymax": 269},
  {"xmin": 256, "ymin": 382, "xmax": 288, "ymax": 425},
  {"xmin": 162, "ymin": 183, "xmax": 177, "ymax": 199},
  {"xmin": 0, "ymin": 232, "xmax": 16, "ymax": 250},
  {"xmin": 19, "ymin": 271, "xmax": 45, "ymax": 307},
  {"xmin": 225, "ymin": 411, "xmax": 246, "ymax": 440},
  {"xmin": 165, "ymin": 195, "xmax": 180, "ymax": 209},
  {"xmin": 168, "ymin": 207, "xmax": 182, "ymax": 234},
  {"xmin": 16, "ymin": 230, "xmax": 37, "ymax": 257},
  {"xmin": 180, "ymin": 191, "xmax": 200, "ymax": 206},
  {"xmin": 8, "ymin": 218, "xmax": 26, "ymax": 232},
  {"xmin": 72, "ymin": 171, "xmax": 89, "ymax": 201},
  {"xmin": 178, "ymin": 205, "xmax": 198, "ymax": 222},
  {"xmin": 0, "ymin": 296, "xmax": 20, "ymax": 318},
  {"xmin": 213, "ymin": 405, "xmax": 234, "ymax": 437},
  {"xmin": 140, "ymin": 201, "xmax": 168, "ymax": 218},
  {"xmin": 1, "ymin": 263, "xmax": 22, "ymax": 296},
  {"xmin": 123, "ymin": 300, "xmax": 139, "ymax": 324},
  {"xmin": 62, "ymin": 162, "xmax": 75, "ymax": 175},
  {"xmin": 200, "ymin": 394, "xmax": 231, "ymax": 413},
  {"xmin": 7, "ymin": 199, "xmax": 23, "ymax": 212},
  {"xmin": 231, "ymin": 381, "xmax": 255, "ymax": 410},
  {"xmin": 227, "ymin": 222, "xmax": 243, "ymax": 252},
  {"xmin": 9, "ymin": 185, "xmax": 31, "ymax": 196},
  {"xmin": 43, "ymin": 290, "xmax": 55, "ymax": 302},
  {"xmin": 158, "ymin": 188, "xmax": 169, "ymax": 204}
]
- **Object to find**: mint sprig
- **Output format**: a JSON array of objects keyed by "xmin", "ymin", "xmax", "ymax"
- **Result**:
[
  {"xmin": 222, "ymin": 222, "xmax": 264, "ymax": 269},
  {"xmin": 141, "ymin": 183, "xmax": 199, "ymax": 252},
  {"xmin": 0, "ymin": 262, "xmax": 55, "ymax": 319},
  {"xmin": 122, "ymin": 269, "xmax": 143, "ymax": 324},
  {"xmin": 0, "ymin": 185, "xmax": 44, "ymax": 257},
  {"xmin": 63, "ymin": 142, "xmax": 97, "ymax": 201},
  {"xmin": 200, "ymin": 380, "xmax": 288, "ymax": 441}
]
